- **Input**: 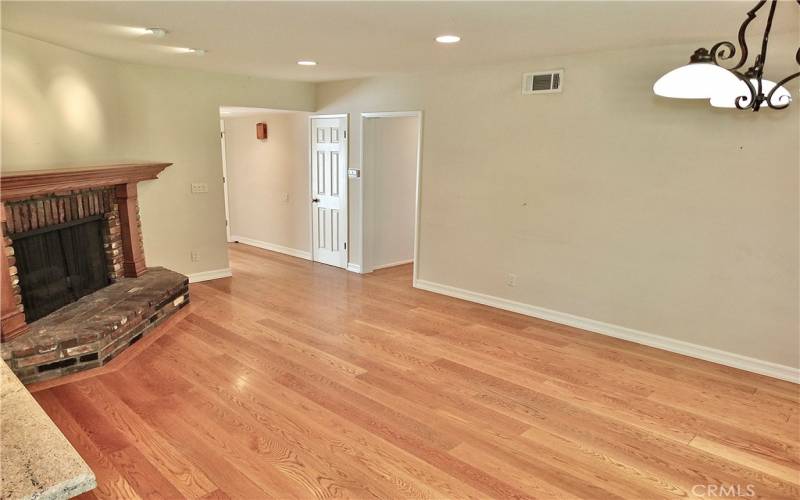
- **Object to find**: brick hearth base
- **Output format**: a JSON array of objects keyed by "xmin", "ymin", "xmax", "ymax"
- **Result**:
[{"xmin": 1, "ymin": 268, "xmax": 188, "ymax": 384}]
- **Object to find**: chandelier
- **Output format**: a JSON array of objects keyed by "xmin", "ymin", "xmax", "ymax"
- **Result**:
[{"xmin": 653, "ymin": 0, "xmax": 799, "ymax": 111}]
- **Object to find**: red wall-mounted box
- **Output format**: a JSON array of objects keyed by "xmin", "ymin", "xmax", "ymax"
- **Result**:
[{"xmin": 256, "ymin": 122, "xmax": 268, "ymax": 140}]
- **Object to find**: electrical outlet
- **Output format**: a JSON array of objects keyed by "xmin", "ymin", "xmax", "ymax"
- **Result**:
[
  {"xmin": 190, "ymin": 250, "xmax": 200, "ymax": 262},
  {"xmin": 191, "ymin": 183, "xmax": 209, "ymax": 193},
  {"xmin": 281, "ymin": 192, "xmax": 289, "ymax": 202},
  {"xmin": 506, "ymin": 273, "xmax": 517, "ymax": 287}
]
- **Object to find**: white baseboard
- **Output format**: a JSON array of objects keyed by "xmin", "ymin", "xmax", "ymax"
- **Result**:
[
  {"xmin": 231, "ymin": 235, "xmax": 311, "ymax": 260},
  {"xmin": 188, "ymin": 268, "xmax": 232, "ymax": 283},
  {"xmin": 347, "ymin": 263, "xmax": 362, "ymax": 274},
  {"xmin": 373, "ymin": 259, "xmax": 413, "ymax": 271},
  {"xmin": 413, "ymin": 279, "xmax": 799, "ymax": 383}
]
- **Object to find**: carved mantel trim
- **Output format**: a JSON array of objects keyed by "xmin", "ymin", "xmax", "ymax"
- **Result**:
[
  {"xmin": 0, "ymin": 162, "xmax": 172, "ymax": 342},
  {"xmin": 1, "ymin": 162, "xmax": 171, "ymax": 201}
]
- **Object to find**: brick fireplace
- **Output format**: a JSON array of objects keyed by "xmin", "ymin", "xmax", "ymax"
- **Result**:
[{"xmin": 0, "ymin": 163, "xmax": 189, "ymax": 383}]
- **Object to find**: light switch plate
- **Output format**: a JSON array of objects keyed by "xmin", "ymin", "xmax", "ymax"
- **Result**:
[
  {"xmin": 347, "ymin": 169, "xmax": 361, "ymax": 178},
  {"xmin": 191, "ymin": 183, "xmax": 209, "ymax": 193}
]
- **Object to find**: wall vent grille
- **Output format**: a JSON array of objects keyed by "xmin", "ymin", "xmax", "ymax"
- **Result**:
[{"xmin": 522, "ymin": 69, "xmax": 564, "ymax": 95}]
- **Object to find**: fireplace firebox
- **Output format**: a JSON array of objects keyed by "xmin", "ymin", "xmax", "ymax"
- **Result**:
[{"xmin": 14, "ymin": 216, "xmax": 109, "ymax": 322}]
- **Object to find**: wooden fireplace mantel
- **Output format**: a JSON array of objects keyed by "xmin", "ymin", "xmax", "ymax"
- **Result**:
[
  {"xmin": 1, "ymin": 162, "xmax": 172, "ymax": 202},
  {"xmin": 0, "ymin": 162, "xmax": 172, "ymax": 342}
]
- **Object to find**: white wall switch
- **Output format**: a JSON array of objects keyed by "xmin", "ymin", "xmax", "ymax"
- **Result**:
[
  {"xmin": 347, "ymin": 169, "xmax": 361, "ymax": 178},
  {"xmin": 191, "ymin": 183, "xmax": 209, "ymax": 193}
]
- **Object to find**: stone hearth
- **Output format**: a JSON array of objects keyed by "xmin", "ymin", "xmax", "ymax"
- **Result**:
[{"xmin": 2, "ymin": 268, "xmax": 188, "ymax": 384}]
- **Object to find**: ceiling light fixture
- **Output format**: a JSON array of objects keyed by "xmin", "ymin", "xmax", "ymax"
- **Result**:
[
  {"xmin": 652, "ymin": 51, "xmax": 742, "ymax": 99},
  {"xmin": 297, "ymin": 60, "xmax": 317, "ymax": 66},
  {"xmin": 144, "ymin": 27, "xmax": 167, "ymax": 38},
  {"xmin": 175, "ymin": 47, "xmax": 207, "ymax": 55},
  {"xmin": 654, "ymin": 0, "xmax": 798, "ymax": 111},
  {"xmin": 435, "ymin": 35, "xmax": 461, "ymax": 44}
]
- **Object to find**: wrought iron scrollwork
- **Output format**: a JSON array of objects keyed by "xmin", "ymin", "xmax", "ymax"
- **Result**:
[
  {"xmin": 706, "ymin": 0, "xmax": 798, "ymax": 111},
  {"xmin": 709, "ymin": 41, "xmax": 738, "ymax": 67},
  {"xmin": 734, "ymin": 73, "xmax": 757, "ymax": 110},
  {"xmin": 710, "ymin": 1, "xmax": 767, "ymax": 70},
  {"xmin": 766, "ymin": 70, "xmax": 799, "ymax": 109}
]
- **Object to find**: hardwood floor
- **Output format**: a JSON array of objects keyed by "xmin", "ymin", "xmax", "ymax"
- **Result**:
[{"xmin": 29, "ymin": 243, "xmax": 800, "ymax": 499}]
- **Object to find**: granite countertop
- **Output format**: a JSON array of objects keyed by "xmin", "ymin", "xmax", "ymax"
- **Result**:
[{"xmin": 1, "ymin": 361, "xmax": 95, "ymax": 500}]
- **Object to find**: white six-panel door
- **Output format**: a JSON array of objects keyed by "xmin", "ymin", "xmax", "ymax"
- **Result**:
[{"xmin": 310, "ymin": 116, "xmax": 348, "ymax": 268}]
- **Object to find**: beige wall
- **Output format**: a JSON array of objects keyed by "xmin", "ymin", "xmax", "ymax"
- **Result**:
[
  {"xmin": 3, "ymin": 28, "xmax": 798, "ymax": 371},
  {"xmin": 224, "ymin": 112, "xmax": 310, "ymax": 253},
  {"xmin": 363, "ymin": 115, "xmax": 419, "ymax": 270},
  {"xmin": 317, "ymin": 34, "xmax": 800, "ymax": 369},
  {"xmin": 1, "ymin": 31, "xmax": 315, "ymax": 277}
]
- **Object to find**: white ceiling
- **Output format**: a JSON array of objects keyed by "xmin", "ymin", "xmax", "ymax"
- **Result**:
[{"xmin": 2, "ymin": 1, "xmax": 798, "ymax": 83}]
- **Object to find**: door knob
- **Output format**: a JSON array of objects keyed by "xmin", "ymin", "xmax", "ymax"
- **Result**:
[{"xmin": 312, "ymin": 198, "xmax": 320, "ymax": 203}]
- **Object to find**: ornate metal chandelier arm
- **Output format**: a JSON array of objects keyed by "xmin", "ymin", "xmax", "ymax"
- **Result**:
[
  {"xmin": 710, "ymin": 0, "xmax": 767, "ymax": 70},
  {"xmin": 750, "ymin": 0, "xmax": 779, "ymax": 110},
  {"xmin": 765, "ymin": 44, "xmax": 800, "ymax": 109},
  {"xmin": 755, "ymin": 0, "xmax": 778, "ymax": 74},
  {"xmin": 732, "ymin": 71, "xmax": 758, "ymax": 110},
  {"xmin": 766, "ymin": 70, "xmax": 799, "ymax": 109}
]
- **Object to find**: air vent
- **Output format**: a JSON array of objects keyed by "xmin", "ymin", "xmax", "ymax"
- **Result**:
[{"xmin": 522, "ymin": 69, "xmax": 564, "ymax": 95}]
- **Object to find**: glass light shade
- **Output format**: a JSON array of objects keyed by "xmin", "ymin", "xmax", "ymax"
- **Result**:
[
  {"xmin": 653, "ymin": 63, "xmax": 742, "ymax": 99},
  {"xmin": 709, "ymin": 78, "xmax": 792, "ymax": 108}
]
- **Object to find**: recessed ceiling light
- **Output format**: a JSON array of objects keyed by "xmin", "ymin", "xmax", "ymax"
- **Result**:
[
  {"xmin": 435, "ymin": 35, "xmax": 461, "ymax": 44},
  {"xmin": 175, "ymin": 47, "xmax": 207, "ymax": 55},
  {"xmin": 144, "ymin": 27, "xmax": 168, "ymax": 38},
  {"xmin": 297, "ymin": 60, "xmax": 317, "ymax": 66}
]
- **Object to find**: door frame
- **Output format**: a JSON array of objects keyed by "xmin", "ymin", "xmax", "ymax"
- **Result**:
[
  {"xmin": 219, "ymin": 118, "xmax": 232, "ymax": 243},
  {"xmin": 359, "ymin": 111, "xmax": 424, "ymax": 281},
  {"xmin": 308, "ymin": 113, "xmax": 350, "ymax": 268}
]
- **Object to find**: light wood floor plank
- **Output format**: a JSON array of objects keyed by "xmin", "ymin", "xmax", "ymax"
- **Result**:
[{"xmin": 28, "ymin": 243, "xmax": 799, "ymax": 499}]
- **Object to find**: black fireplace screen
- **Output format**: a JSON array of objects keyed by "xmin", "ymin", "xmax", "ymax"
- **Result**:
[{"xmin": 13, "ymin": 216, "xmax": 109, "ymax": 322}]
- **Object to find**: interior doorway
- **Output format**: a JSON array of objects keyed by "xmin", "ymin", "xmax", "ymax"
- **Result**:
[
  {"xmin": 360, "ymin": 111, "xmax": 423, "ymax": 277},
  {"xmin": 219, "ymin": 118, "xmax": 231, "ymax": 243},
  {"xmin": 309, "ymin": 114, "xmax": 349, "ymax": 269},
  {"xmin": 219, "ymin": 106, "xmax": 312, "ymax": 261}
]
